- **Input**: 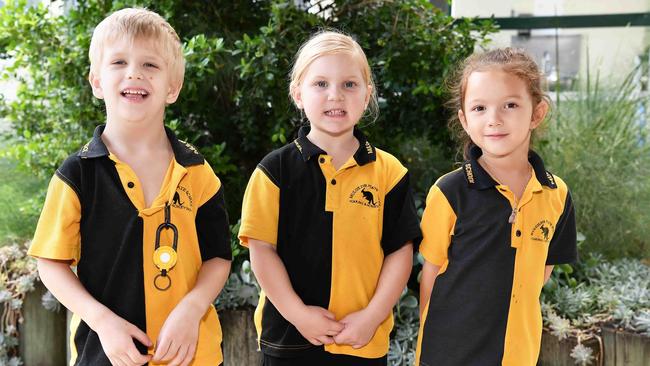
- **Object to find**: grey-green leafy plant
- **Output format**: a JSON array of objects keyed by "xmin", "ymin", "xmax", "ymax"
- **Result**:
[
  {"xmin": 542, "ymin": 256, "xmax": 650, "ymax": 364},
  {"xmin": 388, "ymin": 288, "xmax": 419, "ymax": 366}
]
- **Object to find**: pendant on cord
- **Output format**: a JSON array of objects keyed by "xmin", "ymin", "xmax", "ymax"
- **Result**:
[{"xmin": 153, "ymin": 203, "xmax": 178, "ymax": 291}]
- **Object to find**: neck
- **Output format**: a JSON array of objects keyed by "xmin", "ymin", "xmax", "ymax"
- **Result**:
[
  {"xmin": 102, "ymin": 117, "xmax": 169, "ymax": 154},
  {"xmin": 306, "ymin": 126, "xmax": 358, "ymax": 156}
]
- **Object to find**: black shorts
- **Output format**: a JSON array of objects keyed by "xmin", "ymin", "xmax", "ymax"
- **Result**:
[{"xmin": 261, "ymin": 347, "xmax": 387, "ymax": 366}]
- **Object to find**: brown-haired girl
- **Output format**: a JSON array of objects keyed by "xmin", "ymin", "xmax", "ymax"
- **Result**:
[{"xmin": 415, "ymin": 48, "xmax": 577, "ymax": 366}]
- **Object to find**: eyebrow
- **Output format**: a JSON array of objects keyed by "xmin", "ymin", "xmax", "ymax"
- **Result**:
[{"xmin": 311, "ymin": 75, "xmax": 362, "ymax": 80}]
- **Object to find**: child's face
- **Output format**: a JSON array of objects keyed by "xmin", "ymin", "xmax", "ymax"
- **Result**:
[
  {"xmin": 292, "ymin": 53, "xmax": 371, "ymax": 137},
  {"xmin": 89, "ymin": 37, "xmax": 181, "ymax": 125},
  {"xmin": 458, "ymin": 68, "xmax": 547, "ymax": 159}
]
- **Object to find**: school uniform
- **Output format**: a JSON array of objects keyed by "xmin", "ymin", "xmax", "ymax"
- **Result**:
[
  {"xmin": 28, "ymin": 124, "xmax": 231, "ymax": 366},
  {"xmin": 238, "ymin": 126, "xmax": 422, "ymax": 364},
  {"xmin": 416, "ymin": 145, "xmax": 577, "ymax": 366}
]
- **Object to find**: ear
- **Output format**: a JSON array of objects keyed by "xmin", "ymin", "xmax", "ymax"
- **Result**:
[
  {"xmin": 364, "ymin": 84, "xmax": 372, "ymax": 109},
  {"xmin": 530, "ymin": 100, "xmax": 549, "ymax": 129},
  {"xmin": 166, "ymin": 81, "xmax": 183, "ymax": 104},
  {"xmin": 458, "ymin": 109, "xmax": 469, "ymax": 133},
  {"xmin": 88, "ymin": 71, "xmax": 104, "ymax": 99},
  {"xmin": 291, "ymin": 85, "xmax": 303, "ymax": 109}
]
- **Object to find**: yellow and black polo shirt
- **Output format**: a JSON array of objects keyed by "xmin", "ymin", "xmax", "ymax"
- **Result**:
[
  {"xmin": 415, "ymin": 145, "xmax": 577, "ymax": 366},
  {"xmin": 238, "ymin": 126, "xmax": 422, "ymax": 359},
  {"xmin": 28, "ymin": 125, "xmax": 232, "ymax": 366}
]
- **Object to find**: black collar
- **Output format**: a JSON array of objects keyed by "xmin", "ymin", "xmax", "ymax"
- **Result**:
[
  {"xmin": 78, "ymin": 124, "xmax": 204, "ymax": 167},
  {"xmin": 293, "ymin": 126, "xmax": 377, "ymax": 166},
  {"xmin": 463, "ymin": 145, "xmax": 557, "ymax": 189}
]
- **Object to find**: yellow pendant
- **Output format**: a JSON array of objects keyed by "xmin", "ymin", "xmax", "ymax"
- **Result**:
[{"xmin": 153, "ymin": 246, "xmax": 178, "ymax": 271}]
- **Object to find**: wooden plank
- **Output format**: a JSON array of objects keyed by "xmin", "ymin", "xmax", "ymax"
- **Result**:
[
  {"xmin": 538, "ymin": 330, "xmax": 601, "ymax": 366},
  {"xmin": 19, "ymin": 282, "xmax": 67, "ymax": 366},
  {"xmin": 220, "ymin": 308, "xmax": 262, "ymax": 365},
  {"xmin": 602, "ymin": 326, "xmax": 650, "ymax": 365}
]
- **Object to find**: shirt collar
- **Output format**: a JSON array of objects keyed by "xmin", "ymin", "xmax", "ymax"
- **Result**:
[
  {"xmin": 463, "ymin": 145, "xmax": 557, "ymax": 190},
  {"xmin": 293, "ymin": 125, "xmax": 377, "ymax": 166},
  {"xmin": 78, "ymin": 124, "xmax": 204, "ymax": 167}
]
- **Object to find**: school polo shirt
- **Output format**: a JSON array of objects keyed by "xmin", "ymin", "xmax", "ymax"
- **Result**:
[
  {"xmin": 238, "ymin": 126, "xmax": 422, "ymax": 359},
  {"xmin": 415, "ymin": 146, "xmax": 577, "ymax": 366},
  {"xmin": 28, "ymin": 125, "xmax": 231, "ymax": 366}
]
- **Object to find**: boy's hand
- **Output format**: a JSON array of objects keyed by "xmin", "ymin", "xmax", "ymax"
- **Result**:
[
  {"xmin": 95, "ymin": 312, "xmax": 152, "ymax": 366},
  {"xmin": 333, "ymin": 309, "xmax": 381, "ymax": 349},
  {"xmin": 291, "ymin": 305, "xmax": 345, "ymax": 346},
  {"xmin": 152, "ymin": 300, "xmax": 203, "ymax": 366}
]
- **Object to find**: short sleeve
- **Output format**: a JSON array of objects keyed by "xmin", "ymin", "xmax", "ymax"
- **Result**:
[
  {"xmin": 238, "ymin": 167, "xmax": 280, "ymax": 247},
  {"xmin": 419, "ymin": 184, "xmax": 457, "ymax": 266},
  {"xmin": 546, "ymin": 191, "xmax": 577, "ymax": 265},
  {"xmin": 28, "ymin": 173, "xmax": 82, "ymax": 265},
  {"xmin": 381, "ymin": 172, "xmax": 422, "ymax": 255},
  {"xmin": 195, "ymin": 183, "xmax": 232, "ymax": 261}
]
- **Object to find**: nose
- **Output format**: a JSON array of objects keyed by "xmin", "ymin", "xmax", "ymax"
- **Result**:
[
  {"xmin": 126, "ymin": 65, "xmax": 143, "ymax": 80},
  {"xmin": 487, "ymin": 109, "xmax": 503, "ymax": 127},
  {"xmin": 327, "ymin": 86, "xmax": 344, "ymax": 101}
]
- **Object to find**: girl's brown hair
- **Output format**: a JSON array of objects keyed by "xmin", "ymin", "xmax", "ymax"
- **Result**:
[{"xmin": 446, "ymin": 47, "xmax": 551, "ymax": 160}]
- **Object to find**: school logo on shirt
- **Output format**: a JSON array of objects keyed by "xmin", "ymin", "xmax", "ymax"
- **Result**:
[
  {"xmin": 172, "ymin": 185, "xmax": 193, "ymax": 212},
  {"xmin": 349, "ymin": 184, "xmax": 381, "ymax": 208},
  {"xmin": 531, "ymin": 220, "xmax": 554, "ymax": 242}
]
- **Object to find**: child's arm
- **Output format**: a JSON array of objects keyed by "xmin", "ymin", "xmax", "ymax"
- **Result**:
[
  {"xmin": 419, "ymin": 261, "xmax": 441, "ymax": 317},
  {"xmin": 249, "ymin": 238, "xmax": 345, "ymax": 346},
  {"xmin": 152, "ymin": 256, "xmax": 230, "ymax": 365},
  {"xmin": 37, "ymin": 258, "xmax": 152, "ymax": 366},
  {"xmin": 333, "ymin": 242, "xmax": 413, "ymax": 349},
  {"xmin": 544, "ymin": 265, "xmax": 554, "ymax": 284}
]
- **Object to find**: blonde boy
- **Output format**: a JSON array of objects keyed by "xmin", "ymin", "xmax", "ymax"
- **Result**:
[{"xmin": 29, "ymin": 8, "xmax": 231, "ymax": 366}]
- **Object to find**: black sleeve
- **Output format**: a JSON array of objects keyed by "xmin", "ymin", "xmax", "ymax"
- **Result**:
[
  {"xmin": 195, "ymin": 186, "xmax": 232, "ymax": 261},
  {"xmin": 381, "ymin": 173, "xmax": 423, "ymax": 255},
  {"xmin": 546, "ymin": 191, "xmax": 578, "ymax": 265}
]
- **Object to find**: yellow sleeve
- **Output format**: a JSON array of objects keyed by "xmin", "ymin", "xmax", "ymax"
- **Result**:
[
  {"xmin": 238, "ymin": 167, "xmax": 280, "ymax": 247},
  {"xmin": 28, "ymin": 174, "xmax": 81, "ymax": 265},
  {"xmin": 419, "ymin": 184, "xmax": 456, "ymax": 266}
]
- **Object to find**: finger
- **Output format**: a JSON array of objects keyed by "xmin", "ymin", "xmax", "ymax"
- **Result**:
[
  {"xmin": 180, "ymin": 344, "xmax": 196, "ymax": 366},
  {"xmin": 316, "ymin": 335, "xmax": 335, "ymax": 345},
  {"xmin": 125, "ymin": 345, "xmax": 152, "ymax": 365},
  {"xmin": 352, "ymin": 344, "xmax": 363, "ymax": 349},
  {"xmin": 153, "ymin": 338, "xmax": 172, "ymax": 361},
  {"xmin": 161, "ymin": 340, "xmax": 180, "ymax": 362},
  {"xmin": 325, "ymin": 328, "xmax": 341, "ymax": 336},
  {"xmin": 113, "ymin": 355, "xmax": 130, "ymax": 366},
  {"xmin": 168, "ymin": 344, "xmax": 189, "ymax": 366},
  {"xmin": 321, "ymin": 310, "xmax": 336, "ymax": 320},
  {"xmin": 328, "ymin": 320, "xmax": 345, "ymax": 332},
  {"xmin": 129, "ymin": 325, "xmax": 153, "ymax": 348},
  {"xmin": 308, "ymin": 338, "xmax": 323, "ymax": 346},
  {"xmin": 107, "ymin": 356, "xmax": 123, "ymax": 366}
]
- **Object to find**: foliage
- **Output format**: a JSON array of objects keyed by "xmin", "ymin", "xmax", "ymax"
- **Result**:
[
  {"xmin": 0, "ymin": 242, "xmax": 37, "ymax": 365},
  {"xmin": 0, "ymin": 0, "xmax": 495, "ymax": 221},
  {"xmin": 388, "ymin": 288, "xmax": 420, "ymax": 365},
  {"xmin": 0, "ymin": 153, "xmax": 41, "ymax": 245},
  {"xmin": 537, "ymin": 71, "xmax": 650, "ymax": 258},
  {"xmin": 542, "ymin": 255, "xmax": 650, "ymax": 364}
]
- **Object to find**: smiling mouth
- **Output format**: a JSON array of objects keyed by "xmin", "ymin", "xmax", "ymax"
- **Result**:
[
  {"xmin": 324, "ymin": 109, "xmax": 346, "ymax": 117},
  {"xmin": 120, "ymin": 88, "xmax": 149, "ymax": 100}
]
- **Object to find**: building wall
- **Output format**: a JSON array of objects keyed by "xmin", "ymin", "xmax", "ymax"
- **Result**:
[{"xmin": 452, "ymin": 0, "xmax": 650, "ymax": 84}]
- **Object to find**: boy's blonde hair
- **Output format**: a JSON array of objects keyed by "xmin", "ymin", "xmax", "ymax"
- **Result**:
[
  {"xmin": 89, "ymin": 8, "xmax": 185, "ymax": 88},
  {"xmin": 289, "ymin": 30, "xmax": 379, "ymax": 122}
]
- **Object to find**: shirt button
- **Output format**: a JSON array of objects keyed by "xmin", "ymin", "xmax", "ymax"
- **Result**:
[
  {"xmin": 319, "ymin": 157, "xmax": 325, "ymax": 163},
  {"xmin": 331, "ymin": 179, "xmax": 337, "ymax": 185},
  {"xmin": 516, "ymin": 230, "xmax": 521, "ymax": 237},
  {"xmin": 127, "ymin": 182, "xmax": 135, "ymax": 188}
]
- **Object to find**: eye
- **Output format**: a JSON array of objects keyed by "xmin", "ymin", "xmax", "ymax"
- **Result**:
[
  {"xmin": 471, "ymin": 105, "xmax": 485, "ymax": 112},
  {"xmin": 144, "ymin": 62, "xmax": 158, "ymax": 68},
  {"xmin": 505, "ymin": 102, "xmax": 518, "ymax": 109},
  {"xmin": 344, "ymin": 81, "xmax": 357, "ymax": 88},
  {"xmin": 315, "ymin": 80, "xmax": 327, "ymax": 88},
  {"xmin": 111, "ymin": 60, "xmax": 126, "ymax": 65}
]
